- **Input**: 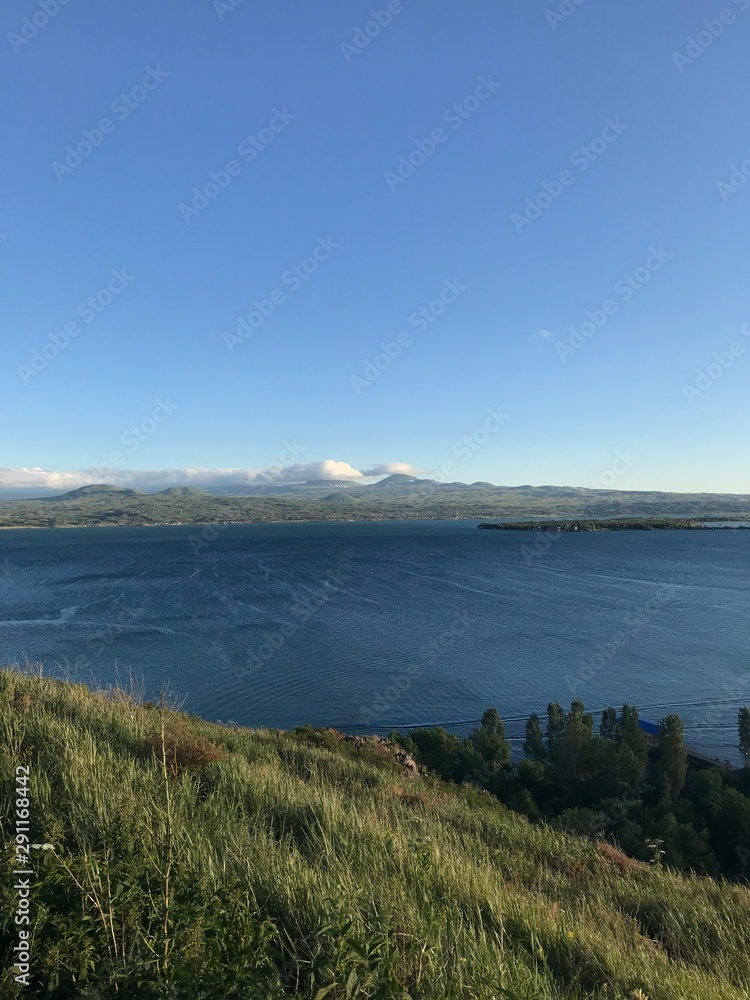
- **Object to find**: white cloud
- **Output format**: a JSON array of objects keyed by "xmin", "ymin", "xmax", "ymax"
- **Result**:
[
  {"xmin": 258, "ymin": 460, "xmax": 364, "ymax": 484},
  {"xmin": 0, "ymin": 461, "xmax": 426, "ymax": 497},
  {"xmin": 0, "ymin": 467, "xmax": 92, "ymax": 495},
  {"xmin": 360, "ymin": 463, "xmax": 426, "ymax": 478}
]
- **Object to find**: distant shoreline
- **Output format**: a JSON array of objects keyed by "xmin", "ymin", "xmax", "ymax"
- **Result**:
[
  {"xmin": 2, "ymin": 515, "xmax": 750, "ymax": 533},
  {"xmin": 478, "ymin": 518, "xmax": 750, "ymax": 532}
]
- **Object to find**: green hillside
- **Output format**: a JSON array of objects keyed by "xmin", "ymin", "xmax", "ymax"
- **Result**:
[
  {"xmin": 2, "ymin": 482, "xmax": 750, "ymax": 528},
  {"xmin": 2, "ymin": 668, "xmax": 749, "ymax": 999}
]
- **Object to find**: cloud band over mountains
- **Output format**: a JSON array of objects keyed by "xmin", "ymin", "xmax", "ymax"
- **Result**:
[{"xmin": 0, "ymin": 462, "xmax": 426, "ymax": 498}]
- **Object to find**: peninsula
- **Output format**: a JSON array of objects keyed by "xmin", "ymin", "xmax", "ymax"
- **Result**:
[{"xmin": 477, "ymin": 517, "xmax": 747, "ymax": 531}]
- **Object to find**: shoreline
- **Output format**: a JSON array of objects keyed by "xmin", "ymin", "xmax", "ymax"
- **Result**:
[{"xmin": 2, "ymin": 514, "xmax": 750, "ymax": 533}]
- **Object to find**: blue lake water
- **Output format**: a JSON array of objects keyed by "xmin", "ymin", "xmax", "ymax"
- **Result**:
[{"xmin": 1, "ymin": 521, "xmax": 748, "ymax": 761}]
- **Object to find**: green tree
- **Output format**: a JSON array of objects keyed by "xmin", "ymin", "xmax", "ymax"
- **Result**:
[
  {"xmin": 739, "ymin": 707, "xmax": 750, "ymax": 768},
  {"xmin": 405, "ymin": 726, "xmax": 480, "ymax": 784},
  {"xmin": 600, "ymin": 707, "xmax": 618, "ymax": 740},
  {"xmin": 655, "ymin": 714, "xmax": 688, "ymax": 802},
  {"xmin": 545, "ymin": 702, "xmax": 566, "ymax": 749},
  {"xmin": 468, "ymin": 707, "xmax": 512, "ymax": 794},
  {"xmin": 523, "ymin": 713, "xmax": 545, "ymax": 762},
  {"xmin": 547, "ymin": 701, "xmax": 595, "ymax": 804},
  {"xmin": 471, "ymin": 707, "xmax": 511, "ymax": 771},
  {"xmin": 616, "ymin": 704, "xmax": 649, "ymax": 785}
]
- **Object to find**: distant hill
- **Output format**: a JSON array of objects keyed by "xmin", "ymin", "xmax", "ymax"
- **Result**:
[
  {"xmin": 373, "ymin": 474, "xmax": 439, "ymax": 487},
  {"xmin": 319, "ymin": 491, "xmax": 360, "ymax": 504},
  {"xmin": 155, "ymin": 487, "xmax": 207, "ymax": 497},
  {"xmin": 38, "ymin": 484, "xmax": 145, "ymax": 502},
  {"xmin": 287, "ymin": 480, "xmax": 354, "ymax": 490}
]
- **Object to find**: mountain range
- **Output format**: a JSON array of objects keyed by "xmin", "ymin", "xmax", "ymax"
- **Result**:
[{"xmin": 1, "ymin": 476, "xmax": 749, "ymax": 529}]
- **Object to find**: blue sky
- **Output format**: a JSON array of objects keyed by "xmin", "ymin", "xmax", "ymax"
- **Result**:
[{"xmin": 2, "ymin": 0, "xmax": 749, "ymax": 496}]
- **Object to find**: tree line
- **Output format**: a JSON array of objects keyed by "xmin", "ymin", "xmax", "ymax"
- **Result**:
[{"xmin": 394, "ymin": 704, "xmax": 750, "ymax": 875}]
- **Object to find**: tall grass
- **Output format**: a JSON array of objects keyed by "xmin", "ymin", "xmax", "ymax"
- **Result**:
[{"xmin": 1, "ymin": 665, "xmax": 749, "ymax": 999}]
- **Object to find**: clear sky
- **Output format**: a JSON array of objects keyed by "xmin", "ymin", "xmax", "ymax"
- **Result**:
[{"xmin": 3, "ymin": 0, "xmax": 749, "ymax": 496}]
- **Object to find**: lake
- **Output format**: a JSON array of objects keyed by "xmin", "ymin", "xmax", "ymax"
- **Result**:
[{"xmin": 1, "ymin": 520, "xmax": 748, "ymax": 761}]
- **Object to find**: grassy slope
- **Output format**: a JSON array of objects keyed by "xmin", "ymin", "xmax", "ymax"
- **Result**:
[{"xmin": 1, "ymin": 670, "xmax": 749, "ymax": 999}]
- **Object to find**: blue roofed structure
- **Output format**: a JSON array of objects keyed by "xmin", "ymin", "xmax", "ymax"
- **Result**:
[{"xmin": 618, "ymin": 714, "xmax": 734, "ymax": 770}]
